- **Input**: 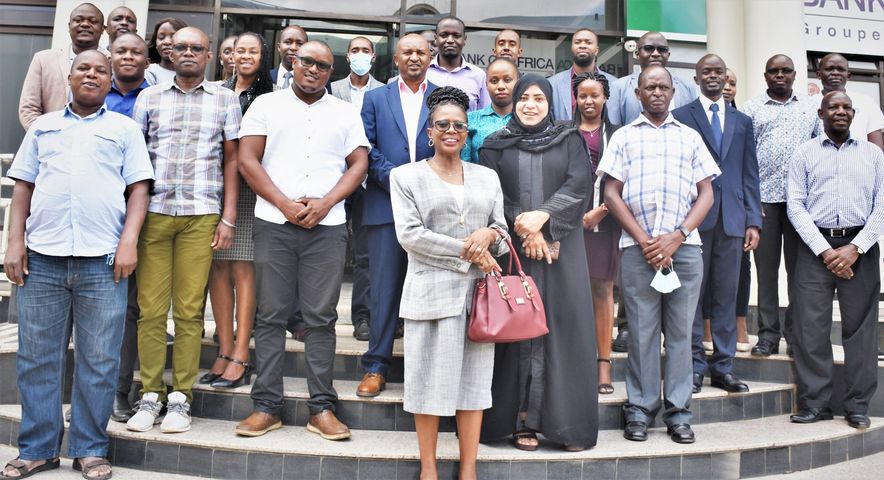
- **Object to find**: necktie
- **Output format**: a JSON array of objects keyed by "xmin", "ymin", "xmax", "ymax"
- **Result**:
[
  {"xmin": 709, "ymin": 103, "xmax": 722, "ymax": 153},
  {"xmin": 283, "ymin": 71, "xmax": 292, "ymax": 89}
]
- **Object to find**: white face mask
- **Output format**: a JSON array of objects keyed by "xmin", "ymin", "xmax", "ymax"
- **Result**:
[
  {"xmin": 348, "ymin": 52, "xmax": 373, "ymax": 76},
  {"xmin": 650, "ymin": 266, "xmax": 681, "ymax": 294}
]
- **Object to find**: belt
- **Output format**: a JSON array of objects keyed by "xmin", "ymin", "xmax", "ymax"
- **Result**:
[{"xmin": 818, "ymin": 226, "xmax": 862, "ymax": 237}]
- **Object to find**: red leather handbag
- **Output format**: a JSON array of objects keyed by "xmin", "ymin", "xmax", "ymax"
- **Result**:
[{"xmin": 468, "ymin": 230, "xmax": 549, "ymax": 343}]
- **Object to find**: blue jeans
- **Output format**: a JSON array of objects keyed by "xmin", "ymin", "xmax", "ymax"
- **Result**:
[{"xmin": 16, "ymin": 252, "xmax": 127, "ymax": 460}]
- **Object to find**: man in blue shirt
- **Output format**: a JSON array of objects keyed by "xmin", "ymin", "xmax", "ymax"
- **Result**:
[
  {"xmin": 106, "ymin": 31, "xmax": 152, "ymax": 424},
  {"xmin": 2, "ymin": 50, "xmax": 153, "ymax": 480}
]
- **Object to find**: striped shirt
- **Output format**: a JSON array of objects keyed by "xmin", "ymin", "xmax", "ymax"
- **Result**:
[
  {"xmin": 786, "ymin": 134, "xmax": 884, "ymax": 256},
  {"xmin": 597, "ymin": 113, "xmax": 721, "ymax": 249},
  {"xmin": 133, "ymin": 79, "xmax": 242, "ymax": 216},
  {"xmin": 743, "ymin": 92, "xmax": 819, "ymax": 203}
]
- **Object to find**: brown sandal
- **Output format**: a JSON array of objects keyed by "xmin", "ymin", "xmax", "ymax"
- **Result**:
[
  {"xmin": 1, "ymin": 458, "xmax": 60, "ymax": 479},
  {"xmin": 513, "ymin": 430, "xmax": 539, "ymax": 451},
  {"xmin": 73, "ymin": 458, "xmax": 112, "ymax": 480},
  {"xmin": 598, "ymin": 359, "xmax": 614, "ymax": 394}
]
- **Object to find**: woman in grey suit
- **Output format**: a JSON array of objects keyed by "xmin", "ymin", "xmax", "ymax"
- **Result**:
[{"xmin": 390, "ymin": 87, "xmax": 508, "ymax": 480}]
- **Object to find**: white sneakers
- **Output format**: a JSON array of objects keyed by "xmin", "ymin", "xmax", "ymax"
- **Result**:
[
  {"xmin": 161, "ymin": 392, "xmax": 192, "ymax": 433},
  {"xmin": 126, "ymin": 391, "xmax": 191, "ymax": 433}
]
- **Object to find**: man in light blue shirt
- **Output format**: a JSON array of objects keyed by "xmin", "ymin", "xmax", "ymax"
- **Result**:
[
  {"xmin": 607, "ymin": 32, "xmax": 697, "ymax": 126},
  {"xmin": 2, "ymin": 50, "xmax": 153, "ymax": 480}
]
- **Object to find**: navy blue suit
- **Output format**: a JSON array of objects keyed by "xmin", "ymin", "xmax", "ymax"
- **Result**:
[
  {"xmin": 672, "ymin": 98, "xmax": 761, "ymax": 378},
  {"xmin": 360, "ymin": 81, "xmax": 437, "ymax": 375}
]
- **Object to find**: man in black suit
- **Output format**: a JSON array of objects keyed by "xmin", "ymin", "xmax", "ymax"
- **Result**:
[{"xmin": 672, "ymin": 54, "xmax": 762, "ymax": 394}]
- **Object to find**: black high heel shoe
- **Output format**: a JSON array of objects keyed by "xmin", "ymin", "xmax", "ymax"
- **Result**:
[
  {"xmin": 199, "ymin": 354, "xmax": 233, "ymax": 384},
  {"xmin": 210, "ymin": 357, "xmax": 254, "ymax": 389}
]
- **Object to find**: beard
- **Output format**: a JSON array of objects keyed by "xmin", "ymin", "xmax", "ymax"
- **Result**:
[{"xmin": 573, "ymin": 53, "xmax": 595, "ymax": 68}]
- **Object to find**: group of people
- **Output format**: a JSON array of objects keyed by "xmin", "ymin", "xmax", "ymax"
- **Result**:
[{"xmin": 1, "ymin": 3, "xmax": 882, "ymax": 480}]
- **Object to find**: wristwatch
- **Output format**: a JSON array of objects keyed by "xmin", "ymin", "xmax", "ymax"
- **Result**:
[
  {"xmin": 854, "ymin": 244, "xmax": 864, "ymax": 255},
  {"xmin": 676, "ymin": 225, "xmax": 691, "ymax": 239}
]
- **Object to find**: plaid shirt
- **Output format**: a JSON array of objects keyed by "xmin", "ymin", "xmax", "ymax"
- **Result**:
[
  {"xmin": 597, "ymin": 113, "xmax": 721, "ymax": 249},
  {"xmin": 133, "ymin": 79, "xmax": 241, "ymax": 216},
  {"xmin": 743, "ymin": 92, "xmax": 819, "ymax": 203}
]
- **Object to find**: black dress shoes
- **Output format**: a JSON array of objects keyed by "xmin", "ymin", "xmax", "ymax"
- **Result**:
[
  {"xmin": 623, "ymin": 421, "xmax": 648, "ymax": 441},
  {"xmin": 846, "ymin": 412, "xmax": 871, "ymax": 429},
  {"xmin": 612, "ymin": 329, "xmax": 630, "ymax": 353},
  {"xmin": 710, "ymin": 373, "xmax": 749, "ymax": 393},
  {"xmin": 751, "ymin": 338, "xmax": 779, "ymax": 356},
  {"xmin": 692, "ymin": 373, "xmax": 703, "ymax": 394},
  {"xmin": 790, "ymin": 407, "xmax": 833, "ymax": 423},
  {"xmin": 110, "ymin": 392, "xmax": 133, "ymax": 423},
  {"xmin": 352, "ymin": 319, "xmax": 370, "ymax": 341},
  {"xmin": 667, "ymin": 424, "xmax": 695, "ymax": 444}
]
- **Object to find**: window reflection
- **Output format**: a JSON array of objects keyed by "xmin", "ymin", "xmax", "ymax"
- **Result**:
[
  {"xmin": 458, "ymin": 0, "xmax": 611, "ymax": 30},
  {"xmin": 221, "ymin": 0, "xmax": 402, "ymax": 17}
]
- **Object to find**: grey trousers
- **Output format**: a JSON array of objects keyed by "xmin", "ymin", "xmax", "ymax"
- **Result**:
[
  {"xmin": 792, "ymin": 236, "xmax": 879, "ymax": 414},
  {"xmin": 754, "ymin": 202, "xmax": 799, "ymax": 345},
  {"xmin": 621, "ymin": 245, "xmax": 703, "ymax": 426},
  {"xmin": 251, "ymin": 219, "xmax": 348, "ymax": 416}
]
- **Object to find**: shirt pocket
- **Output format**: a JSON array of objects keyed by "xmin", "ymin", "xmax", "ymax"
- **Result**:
[
  {"xmin": 92, "ymin": 133, "xmax": 125, "ymax": 170},
  {"xmin": 34, "ymin": 128, "xmax": 68, "ymax": 162}
]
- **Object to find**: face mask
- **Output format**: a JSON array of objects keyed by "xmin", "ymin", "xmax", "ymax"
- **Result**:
[
  {"xmin": 650, "ymin": 266, "xmax": 681, "ymax": 294},
  {"xmin": 348, "ymin": 52, "xmax": 373, "ymax": 76}
]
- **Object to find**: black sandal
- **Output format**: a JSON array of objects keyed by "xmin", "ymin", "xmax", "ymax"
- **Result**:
[
  {"xmin": 512, "ymin": 430, "xmax": 539, "ymax": 451},
  {"xmin": 210, "ymin": 357, "xmax": 254, "ymax": 389},
  {"xmin": 73, "ymin": 458, "xmax": 112, "ymax": 480},
  {"xmin": 199, "ymin": 354, "xmax": 233, "ymax": 384},
  {"xmin": 598, "ymin": 359, "xmax": 614, "ymax": 395},
  {"xmin": 1, "ymin": 458, "xmax": 60, "ymax": 479}
]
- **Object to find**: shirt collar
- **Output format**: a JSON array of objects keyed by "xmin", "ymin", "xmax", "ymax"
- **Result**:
[
  {"xmin": 763, "ymin": 90, "xmax": 799, "ymax": 105},
  {"xmin": 348, "ymin": 75, "xmax": 372, "ymax": 92},
  {"xmin": 476, "ymin": 105, "xmax": 509, "ymax": 118},
  {"xmin": 63, "ymin": 103, "xmax": 108, "ymax": 120},
  {"xmin": 278, "ymin": 63, "xmax": 290, "ymax": 75},
  {"xmin": 633, "ymin": 112, "xmax": 678, "ymax": 128},
  {"xmin": 820, "ymin": 133, "xmax": 858, "ymax": 148},
  {"xmin": 430, "ymin": 55, "xmax": 475, "ymax": 74},
  {"xmin": 168, "ymin": 77, "xmax": 214, "ymax": 94},
  {"xmin": 110, "ymin": 78, "xmax": 150, "ymax": 95},
  {"xmin": 398, "ymin": 77, "xmax": 428, "ymax": 95},
  {"xmin": 289, "ymin": 88, "xmax": 330, "ymax": 106},
  {"xmin": 698, "ymin": 94, "xmax": 725, "ymax": 113}
]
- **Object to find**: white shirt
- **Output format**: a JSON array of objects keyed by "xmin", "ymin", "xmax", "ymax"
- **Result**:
[
  {"xmin": 275, "ymin": 63, "xmax": 292, "ymax": 89},
  {"xmin": 239, "ymin": 89, "xmax": 370, "ymax": 226},
  {"xmin": 813, "ymin": 90, "xmax": 884, "ymax": 139},
  {"xmin": 348, "ymin": 76, "xmax": 371, "ymax": 113},
  {"xmin": 698, "ymin": 94, "xmax": 726, "ymax": 131},
  {"xmin": 398, "ymin": 78, "xmax": 428, "ymax": 163}
]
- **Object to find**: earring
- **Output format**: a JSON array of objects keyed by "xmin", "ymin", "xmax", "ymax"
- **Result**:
[{"xmin": 428, "ymin": 139, "xmax": 434, "ymax": 147}]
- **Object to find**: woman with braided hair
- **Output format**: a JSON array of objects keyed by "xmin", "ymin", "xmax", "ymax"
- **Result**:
[{"xmin": 390, "ymin": 86, "xmax": 508, "ymax": 479}]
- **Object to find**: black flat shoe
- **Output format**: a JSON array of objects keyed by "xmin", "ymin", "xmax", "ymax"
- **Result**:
[
  {"xmin": 199, "ymin": 354, "xmax": 233, "ymax": 384},
  {"xmin": 612, "ymin": 329, "xmax": 630, "ymax": 353},
  {"xmin": 790, "ymin": 407, "xmax": 833, "ymax": 423},
  {"xmin": 692, "ymin": 372, "xmax": 704, "ymax": 394},
  {"xmin": 211, "ymin": 358, "xmax": 254, "ymax": 389},
  {"xmin": 751, "ymin": 339, "xmax": 779, "ymax": 356},
  {"xmin": 353, "ymin": 320, "xmax": 370, "ymax": 341},
  {"xmin": 110, "ymin": 392, "xmax": 133, "ymax": 423},
  {"xmin": 623, "ymin": 421, "xmax": 648, "ymax": 441},
  {"xmin": 667, "ymin": 424, "xmax": 695, "ymax": 444},
  {"xmin": 710, "ymin": 373, "xmax": 749, "ymax": 393},
  {"xmin": 846, "ymin": 412, "xmax": 870, "ymax": 429}
]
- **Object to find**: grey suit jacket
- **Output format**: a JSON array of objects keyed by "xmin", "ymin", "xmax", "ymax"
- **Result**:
[
  {"xmin": 390, "ymin": 161, "xmax": 509, "ymax": 320},
  {"xmin": 330, "ymin": 75, "xmax": 384, "ymax": 103},
  {"xmin": 19, "ymin": 47, "xmax": 71, "ymax": 130}
]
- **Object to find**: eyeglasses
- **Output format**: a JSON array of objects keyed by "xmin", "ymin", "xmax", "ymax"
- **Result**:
[
  {"xmin": 765, "ymin": 67, "xmax": 795, "ymax": 75},
  {"xmin": 640, "ymin": 45, "xmax": 670, "ymax": 54},
  {"xmin": 296, "ymin": 55, "xmax": 332, "ymax": 72},
  {"xmin": 432, "ymin": 120, "xmax": 468, "ymax": 133},
  {"xmin": 172, "ymin": 44, "xmax": 208, "ymax": 54}
]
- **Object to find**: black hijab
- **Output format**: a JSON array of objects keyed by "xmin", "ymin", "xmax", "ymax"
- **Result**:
[{"xmin": 481, "ymin": 74, "xmax": 575, "ymax": 153}]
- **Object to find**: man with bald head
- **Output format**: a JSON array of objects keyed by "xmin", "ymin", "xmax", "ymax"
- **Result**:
[
  {"xmin": 607, "ymin": 31, "xmax": 697, "ymax": 126},
  {"xmin": 127, "ymin": 27, "xmax": 242, "ymax": 435},
  {"xmin": 234, "ymin": 40, "xmax": 369, "ymax": 440},
  {"xmin": 814, "ymin": 53, "xmax": 883, "ymax": 149},
  {"xmin": 3, "ymin": 50, "xmax": 153, "ymax": 479},
  {"xmin": 356, "ymin": 33, "xmax": 438, "ymax": 399},
  {"xmin": 19, "ymin": 3, "xmax": 106, "ymax": 129},
  {"xmin": 743, "ymin": 54, "xmax": 820, "ymax": 358},
  {"xmin": 599, "ymin": 65, "xmax": 718, "ymax": 444},
  {"xmin": 787, "ymin": 91, "xmax": 883, "ymax": 428},
  {"xmin": 271, "ymin": 24, "xmax": 308, "ymax": 88},
  {"xmin": 105, "ymin": 6, "xmax": 137, "ymax": 44},
  {"xmin": 549, "ymin": 28, "xmax": 617, "ymax": 122},
  {"xmin": 673, "ymin": 54, "xmax": 761, "ymax": 395}
]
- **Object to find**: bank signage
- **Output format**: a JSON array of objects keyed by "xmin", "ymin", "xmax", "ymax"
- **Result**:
[
  {"xmin": 461, "ymin": 35, "xmax": 558, "ymax": 76},
  {"xmin": 804, "ymin": 0, "xmax": 884, "ymax": 55}
]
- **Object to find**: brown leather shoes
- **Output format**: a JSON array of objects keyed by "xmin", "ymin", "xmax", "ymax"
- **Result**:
[
  {"xmin": 356, "ymin": 372, "xmax": 385, "ymax": 398},
  {"xmin": 307, "ymin": 409, "xmax": 351, "ymax": 440},
  {"xmin": 235, "ymin": 411, "xmax": 282, "ymax": 437}
]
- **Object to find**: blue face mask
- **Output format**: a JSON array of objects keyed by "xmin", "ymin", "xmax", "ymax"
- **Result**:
[{"xmin": 348, "ymin": 52, "xmax": 373, "ymax": 76}]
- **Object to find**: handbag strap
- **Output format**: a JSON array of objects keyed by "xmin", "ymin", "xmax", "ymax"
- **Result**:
[{"xmin": 490, "ymin": 227, "xmax": 541, "ymax": 308}]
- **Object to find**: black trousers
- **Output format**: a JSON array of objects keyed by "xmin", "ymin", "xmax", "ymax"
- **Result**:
[
  {"xmin": 792, "ymin": 235, "xmax": 879, "ymax": 414},
  {"xmin": 345, "ymin": 186, "xmax": 370, "ymax": 325},
  {"xmin": 251, "ymin": 220, "xmax": 347, "ymax": 415},
  {"xmin": 753, "ymin": 202, "xmax": 799, "ymax": 345},
  {"xmin": 116, "ymin": 274, "xmax": 139, "ymax": 396}
]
